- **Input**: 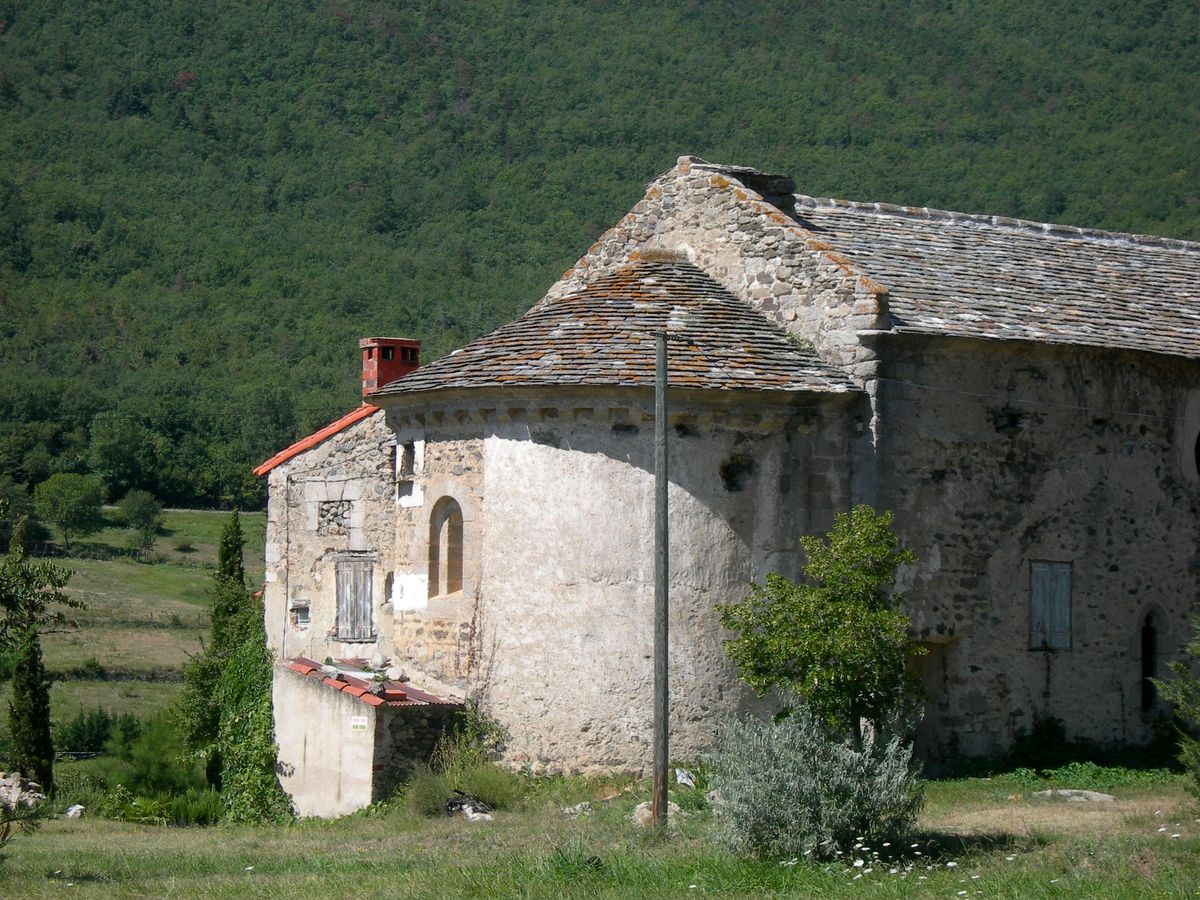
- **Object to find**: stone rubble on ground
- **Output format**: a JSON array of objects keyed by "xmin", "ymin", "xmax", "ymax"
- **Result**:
[
  {"xmin": 562, "ymin": 801, "xmax": 592, "ymax": 818},
  {"xmin": 1030, "ymin": 789, "xmax": 1115, "ymax": 802},
  {"xmin": 0, "ymin": 772, "xmax": 46, "ymax": 812},
  {"xmin": 630, "ymin": 800, "xmax": 682, "ymax": 827}
]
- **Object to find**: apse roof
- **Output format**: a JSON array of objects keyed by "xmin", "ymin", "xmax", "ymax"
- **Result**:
[{"xmin": 374, "ymin": 261, "xmax": 859, "ymax": 396}]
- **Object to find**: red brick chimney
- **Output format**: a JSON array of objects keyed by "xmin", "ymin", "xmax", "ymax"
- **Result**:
[{"xmin": 360, "ymin": 337, "xmax": 420, "ymax": 397}]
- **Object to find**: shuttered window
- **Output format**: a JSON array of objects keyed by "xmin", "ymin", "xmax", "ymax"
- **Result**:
[
  {"xmin": 336, "ymin": 556, "xmax": 374, "ymax": 641},
  {"xmin": 1029, "ymin": 561, "xmax": 1071, "ymax": 650}
]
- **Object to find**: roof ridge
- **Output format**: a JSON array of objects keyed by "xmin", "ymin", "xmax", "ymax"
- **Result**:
[{"xmin": 792, "ymin": 194, "xmax": 1199, "ymax": 253}]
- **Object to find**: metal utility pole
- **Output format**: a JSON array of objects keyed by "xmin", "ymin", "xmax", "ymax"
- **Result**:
[{"xmin": 652, "ymin": 332, "xmax": 669, "ymax": 826}]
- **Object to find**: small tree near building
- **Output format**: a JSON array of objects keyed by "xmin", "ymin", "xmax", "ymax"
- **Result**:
[
  {"xmin": 181, "ymin": 508, "xmax": 289, "ymax": 821},
  {"xmin": 1153, "ymin": 617, "xmax": 1200, "ymax": 798},
  {"xmin": 717, "ymin": 504, "xmax": 923, "ymax": 743},
  {"xmin": 32, "ymin": 474, "xmax": 104, "ymax": 552},
  {"xmin": 217, "ymin": 508, "xmax": 245, "ymax": 586},
  {"xmin": 709, "ymin": 506, "xmax": 924, "ymax": 860}
]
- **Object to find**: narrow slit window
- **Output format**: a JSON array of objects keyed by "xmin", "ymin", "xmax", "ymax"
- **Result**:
[
  {"xmin": 1029, "ymin": 560, "xmax": 1071, "ymax": 650},
  {"xmin": 1141, "ymin": 612, "xmax": 1158, "ymax": 711},
  {"xmin": 428, "ymin": 497, "xmax": 464, "ymax": 598}
]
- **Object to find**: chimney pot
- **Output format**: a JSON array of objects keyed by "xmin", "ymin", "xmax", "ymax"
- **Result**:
[{"xmin": 359, "ymin": 337, "xmax": 420, "ymax": 397}]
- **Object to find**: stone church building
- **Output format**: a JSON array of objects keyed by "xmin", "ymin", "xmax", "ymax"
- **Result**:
[{"xmin": 257, "ymin": 157, "xmax": 1200, "ymax": 815}]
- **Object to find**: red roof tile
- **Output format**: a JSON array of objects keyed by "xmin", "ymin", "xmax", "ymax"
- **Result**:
[
  {"xmin": 282, "ymin": 658, "xmax": 459, "ymax": 709},
  {"xmin": 252, "ymin": 404, "xmax": 380, "ymax": 476}
]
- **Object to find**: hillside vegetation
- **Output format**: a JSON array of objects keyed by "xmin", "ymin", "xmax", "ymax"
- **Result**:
[{"xmin": 1, "ymin": 0, "xmax": 1197, "ymax": 507}]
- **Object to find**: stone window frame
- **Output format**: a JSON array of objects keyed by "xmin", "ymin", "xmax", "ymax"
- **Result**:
[
  {"xmin": 1029, "ymin": 560, "xmax": 1072, "ymax": 651},
  {"xmin": 428, "ymin": 496, "xmax": 464, "ymax": 599}
]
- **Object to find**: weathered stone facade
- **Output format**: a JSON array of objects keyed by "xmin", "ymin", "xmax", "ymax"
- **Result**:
[
  {"xmin": 877, "ymin": 336, "xmax": 1200, "ymax": 757},
  {"xmin": 262, "ymin": 407, "xmax": 397, "ymax": 662},
  {"xmin": 381, "ymin": 387, "xmax": 856, "ymax": 771},
  {"xmin": 259, "ymin": 156, "xmax": 1200, "ymax": 806}
]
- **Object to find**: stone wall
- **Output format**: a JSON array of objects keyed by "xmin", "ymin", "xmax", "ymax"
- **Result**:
[
  {"xmin": 272, "ymin": 664, "xmax": 463, "ymax": 815},
  {"xmin": 542, "ymin": 157, "xmax": 886, "ymax": 388},
  {"xmin": 876, "ymin": 335, "xmax": 1200, "ymax": 759},
  {"xmin": 385, "ymin": 417, "xmax": 483, "ymax": 694},
  {"xmin": 262, "ymin": 410, "xmax": 398, "ymax": 662},
  {"xmin": 383, "ymin": 385, "xmax": 856, "ymax": 772},
  {"xmin": 372, "ymin": 704, "xmax": 463, "ymax": 803}
]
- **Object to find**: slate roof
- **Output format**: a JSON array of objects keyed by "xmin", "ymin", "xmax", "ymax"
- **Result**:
[
  {"xmin": 374, "ymin": 261, "xmax": 858, "ymax": 396},
  {"xmin": 790, "ymin": 195, "xmax": 1200, "ymax": 359}
]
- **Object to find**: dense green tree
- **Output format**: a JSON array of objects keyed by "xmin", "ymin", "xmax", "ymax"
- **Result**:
[
  {"xmin": 87, "ymin": 412, "xmax": 158, "ymax": 499},
  {"xmin": 180, "ymin": 508, "xmax": 251, "ymax": 789},
  {"xmin": 717, "ymin": 506, "xmax": 921, "ymax": 744},
  {"xmin": 214, "ymin": 593, "xmax": 292, "ymax": 822},
  {"xmin": 7, "ymin": 630, "xmax": 54, "ymax": 793},
  {"xmin": 217, "ymin": 509, "xmax": 245, "ymax": 587},
  {"xmin": 116, "ymin": 489, "xmax": 163, "ymax": 556},
  {"xmin": 32, "ymin": 474, "xmax": 104, "ymax": 551}
]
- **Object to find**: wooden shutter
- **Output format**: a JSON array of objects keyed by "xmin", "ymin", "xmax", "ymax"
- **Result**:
[
  {"xmin": 1030, "ymin": 561, "xmax": 1071, "ymax": 650},
  {"xmin": 336, "ymin": 557, "xmax": 374, "ymax": 640}
]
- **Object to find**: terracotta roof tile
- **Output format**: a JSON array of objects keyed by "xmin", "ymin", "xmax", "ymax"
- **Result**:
[
  {"xmin": 253, "ymin": 404, "xmax": 380, "ymax": 476},
  {"xmin": 375, "ymin": 262, "xmax": 858, "ymax": 396},
  {"xmin": 283, "ymin": 658, "xmax": 459, "ymax": 709}
]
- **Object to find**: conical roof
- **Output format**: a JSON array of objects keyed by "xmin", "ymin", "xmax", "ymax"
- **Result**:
[{"xmin": 374, "ymin": 261, "xmax": 857, "ymax": 396}]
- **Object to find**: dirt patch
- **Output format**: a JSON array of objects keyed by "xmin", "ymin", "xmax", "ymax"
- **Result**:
[{"xmin": 925, "ymin": 796, "xmax": 1172, "ymax": 838}]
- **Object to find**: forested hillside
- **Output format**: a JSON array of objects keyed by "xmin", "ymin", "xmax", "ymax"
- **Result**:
[{"xmin": 1, "ymin": 0, "xmax": 1197, "ymax": 509}]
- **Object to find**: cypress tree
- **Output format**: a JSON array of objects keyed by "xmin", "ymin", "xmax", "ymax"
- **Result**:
[
  {"xmin": 180, "ymin": 508, "xmax": 253, "ymax": 789},
  {"xmin": 8, "ymin": 629, "xmax": 54, "ymax": 794},
  {"xmin": 217, "ymin": 509, "xmax": 245, "ymax": 587}
]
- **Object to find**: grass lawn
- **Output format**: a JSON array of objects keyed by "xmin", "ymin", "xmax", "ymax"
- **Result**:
[
  {"xmin": 0, "ymin": 680, "xmax": 182, "ymax": 727},
  {"xmin": 68, "ymin": 509, "xmax": 265, "ymax": 586},
  {"xmin": 1, "ymin": 775, "xmax": 1197, "ymax": 897}
]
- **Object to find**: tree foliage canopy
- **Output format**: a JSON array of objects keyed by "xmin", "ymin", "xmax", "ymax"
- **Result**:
[
  {"xmin": 0, "ymin": 511, "xmax": 78, "ymax": 644},
  {"xmin": 0, "ymin": 0, "xmax": 1196, "ymax": 508},
  {"xmin": 217, "ymin": 509, "xmax": 246, "ymax": 587},
  {"xmin": 717, "ymin": 506, "xmax": 921, "ymax": 739},
  {"xmin": 32, "ymin": 474, "xmax": 104, "ymax": 551}
]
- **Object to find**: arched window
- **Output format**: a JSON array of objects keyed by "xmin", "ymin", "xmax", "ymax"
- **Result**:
[
  {"xmin": 1141, "ymin": 612, "xmax": 1159, "ymax": 711},
  {"xmin": 428, "ymin": 497, "xmax": 464, "ymax": 598}
]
